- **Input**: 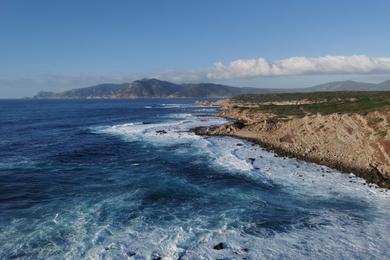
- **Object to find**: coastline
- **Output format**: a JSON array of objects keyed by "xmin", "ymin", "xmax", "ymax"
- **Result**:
[
  {"xmin": 193, "ymin": 126, "xmax": 389, "ymax": 189},
  {"xmin": 193, "ymin": 100, "xmax": 390, "ymax": 189}
]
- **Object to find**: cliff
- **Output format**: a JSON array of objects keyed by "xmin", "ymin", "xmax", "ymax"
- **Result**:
[{"xmin": 196, "ymin": 92, "xmax": 390, "ymax": 188}]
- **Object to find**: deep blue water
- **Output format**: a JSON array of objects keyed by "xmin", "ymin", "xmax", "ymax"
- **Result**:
[{"xmin": 0, "ymin": 99, "xmax": 389, "ymax": 259}]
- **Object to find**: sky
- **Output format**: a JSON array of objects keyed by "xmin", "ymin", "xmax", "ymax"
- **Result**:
[{"xmin": 1, "ymin": 0, "xmax": 390, "ymax": 98}]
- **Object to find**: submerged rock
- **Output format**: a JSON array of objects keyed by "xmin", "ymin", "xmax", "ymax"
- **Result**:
[
  {"xmin": 213, "ymin": 242, "xmax": 225, "ymax": 250},
  {"xmin": 126, "ymin": 250, "xmax": 136, "ymax": 257},
  {"xmin": 156, "ymin": 130, "xmax": 167, "ymax": 134},
  {"xmin": 104, "ymin": 244, "xmax": 116, "ymax": 251},
  {"xmin": 248, "ymin": 158, "xmax": 255, "ymax": 164}
]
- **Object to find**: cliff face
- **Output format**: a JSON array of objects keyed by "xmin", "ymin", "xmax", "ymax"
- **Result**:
[{"xmin": 200, "ymin": 102, "xmax": 390, "ymax": 188}]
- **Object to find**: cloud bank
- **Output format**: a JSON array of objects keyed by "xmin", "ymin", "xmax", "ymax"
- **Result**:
[
  {"xmin": 3, "ymin": 55, "xmax": 390, "ymax": 97},
  {"xmin": 206, "ymin": 55, "xmax": 390, "ymax": 80}
]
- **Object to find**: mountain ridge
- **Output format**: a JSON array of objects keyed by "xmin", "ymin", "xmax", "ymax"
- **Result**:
[{"xmin": 34, "ymin": 78, "xmax": 390, "ymax": 99}]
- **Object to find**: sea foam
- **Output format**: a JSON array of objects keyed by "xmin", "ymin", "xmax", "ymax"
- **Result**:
[{"xmin": 86, "ymin": 111, "xmax": 390, "ymax": 259}]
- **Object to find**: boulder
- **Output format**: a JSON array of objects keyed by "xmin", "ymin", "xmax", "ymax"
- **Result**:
[{"xmin": 213, "ymin": 242, "xmax": 225, "ymax": 250}]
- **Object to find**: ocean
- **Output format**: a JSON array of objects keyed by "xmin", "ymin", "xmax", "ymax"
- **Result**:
[{"xmin": 0, "ymin": 99, "xmax": 389, "ymax": 259}]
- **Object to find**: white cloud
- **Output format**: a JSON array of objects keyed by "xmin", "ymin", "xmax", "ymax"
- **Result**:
[
  {"xmin": 152, "ymin": 70, "xmax": 206, "ymax": 82},
  {"xmin": 3, "ymin": 54, "xmax": 390, "ymax": 97},
  {"xmin": 206, "ymin": 55, "xmax": 390, "ymax": 80}
]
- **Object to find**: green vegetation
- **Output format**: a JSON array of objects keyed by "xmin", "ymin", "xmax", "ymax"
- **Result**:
[
  {"xmin": 367, "ymin": 117, "xmax": 384, "ymax": 127},
  {"xmin": 233, "ymin": 91, "xmax": 390, "ymax": 116},
  {"xmin": 377, "ymin": 130, "xmax": 387, "ymax": 139}
]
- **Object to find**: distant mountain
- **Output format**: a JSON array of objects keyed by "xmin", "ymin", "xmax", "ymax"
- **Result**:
[
  {"xmin": 303, "ymin": 80, "xmax": 377, "ymax": 92},
  {"xmin": 34, "ymin": 78, "xmax": 390, "ymax": 99},
  {"xmin": 34, "ymin": 78, "xmax": 272, "ymax": 99},
  {"xmin": 35, "ymin": 83, "xmax": 130, "ymax": 99},
  {"xmin": 119, "ymin": 79, "xmax": 181, "ymax": 98},
  {"xmin": 375, "ymin": 80, "xmax": 390, "ymax": 90}
]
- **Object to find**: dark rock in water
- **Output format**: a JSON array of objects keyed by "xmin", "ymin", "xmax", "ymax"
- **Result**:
[
  {"xmin": 151, "ymin": 252, "xmax": 162, "ymax": 260},
  {"xmin": 254, "ymin": 167, "xmax": 260, "ymax": 170},
  {"xmin": 178, "ymin": 251, "xmax": 187, "ymax": 260},
  {"xmin": 233, "ymin": 121, "xmax": 245, "ymax": 129},
  {"xmin": 213, "ymin": 242, "xmax": 225, "ymax": 250},
  {"xmin": 126, "ymin": 250, "xmax": 136, "ymax": 257},
  {"xmin": 248, "ymin": 158, "xmax": 255, "ymax": 164},
  {"xmin": 156, "ymin": 130, "xmax": 167, "ymax": 134},
  {"xmin": 236, "ymin": 143, "xmax": 243, "ymax": 146},
  {"xmin": 105, "ymin": 245, "xmax": 115, "ymax": 251}
]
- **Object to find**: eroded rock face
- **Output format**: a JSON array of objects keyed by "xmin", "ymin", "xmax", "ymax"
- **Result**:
[{"xmin": 202, "ymin": 104, "xmax": 390, "ymax": 188}]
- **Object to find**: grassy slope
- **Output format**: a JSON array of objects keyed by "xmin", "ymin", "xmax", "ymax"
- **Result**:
[{"xmin": 232, "ymin": 91, "xmax": 390, "ymax": 117}]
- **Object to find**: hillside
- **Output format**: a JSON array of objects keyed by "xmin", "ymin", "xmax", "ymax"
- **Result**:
[
  {"xmin": 303, "ymin": 80, "xmax": 377, "ymax": 92},
  {"xmin": 34, "ymin": 78, "xmax": 268, "ymax": 99},
  {"xmin": 34, "ymin": 78, "xmax": 390, "ymax": 99},
  {"xmin": 34, "ymin": 83, "xmax": 130, "ymax": 99},
  {"xmin": 232, "ymin": 91, "xmax": 390, "ymax": 115}
]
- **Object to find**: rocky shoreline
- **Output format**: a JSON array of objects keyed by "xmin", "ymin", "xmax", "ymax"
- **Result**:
[
  {"xmin": 193, "ymin": 101, "xmax": 390, "ymax": 189},
  {"xmin": 193, "ymin": 126, "xmax": 389, "ymax": 189}
]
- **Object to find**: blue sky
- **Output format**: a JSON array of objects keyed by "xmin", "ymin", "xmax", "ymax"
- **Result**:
[{"xmin": 1, "ymin": 0, "xmax": 390, "ymax": 97}]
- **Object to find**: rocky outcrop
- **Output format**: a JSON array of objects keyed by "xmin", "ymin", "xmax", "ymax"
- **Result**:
[{"xmin": 197, "ymin": 102, "xmax": 390, "ymax": 188}]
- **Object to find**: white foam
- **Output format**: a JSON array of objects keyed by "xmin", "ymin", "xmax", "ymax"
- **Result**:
[
  {"xmin": 84, "ymin": 112, "xmax": 390, "ymax": 259},
  {"xmin": 193, "ymin": 108, "xmax": 218, "ymax": 112},
  {"xmin": 91, "ymin": 116, "xmax": 228, "ymax": 147},
  {"xmin": 160, "ymin": 103, "xmax": 195, "ymax": 109},
  {"xmin": 161, "ymin": 113, "xmax": 196, "ymax": 120},
  {"xmin": 158, "ymin": 103, "xmax": 217, "ymax": 109}
]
